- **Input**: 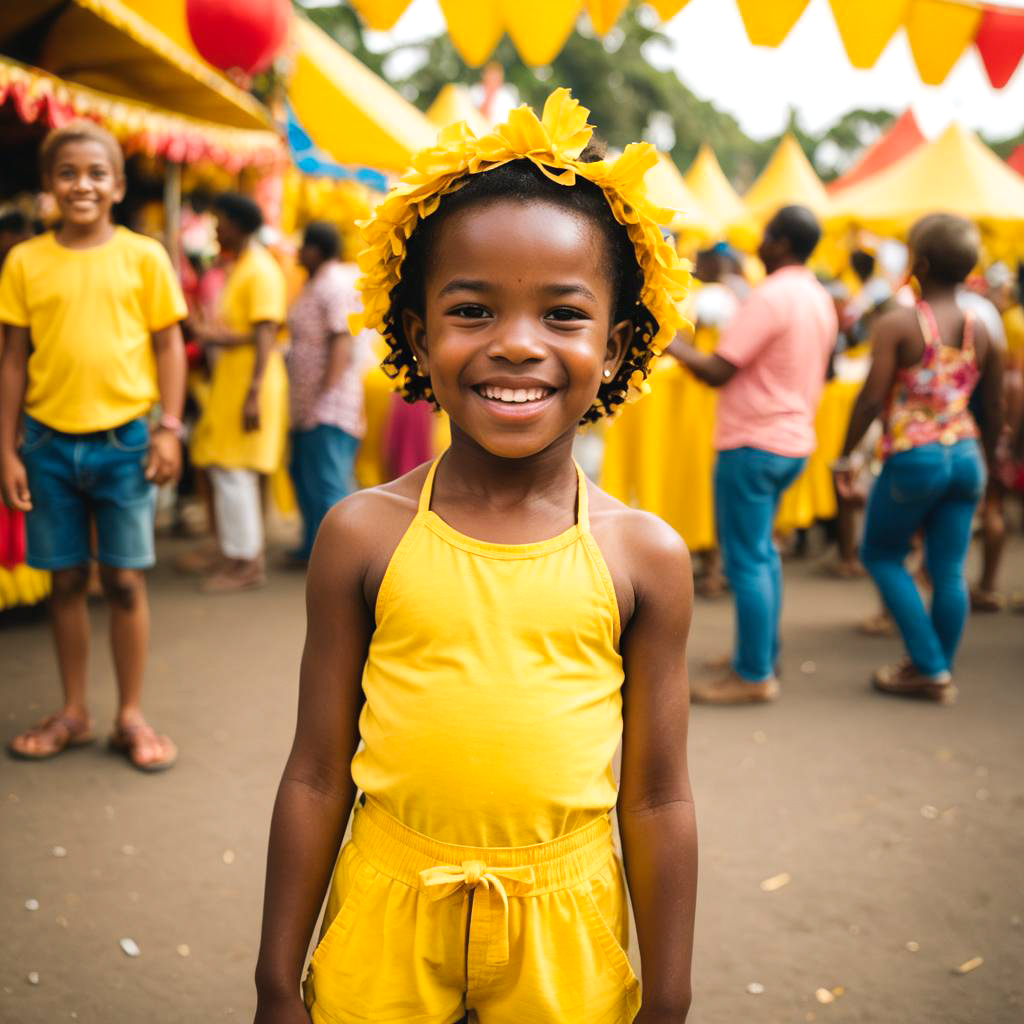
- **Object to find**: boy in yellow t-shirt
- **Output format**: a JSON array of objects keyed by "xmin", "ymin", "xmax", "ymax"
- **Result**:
[{"xmin": 0, "ymin": 122, "xmax": 187, "ymax": 771}]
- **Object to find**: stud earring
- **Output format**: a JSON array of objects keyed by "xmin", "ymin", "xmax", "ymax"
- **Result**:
[{"xmin": 602, "ymin": 368, "xmax": 613, "ymax": 379}]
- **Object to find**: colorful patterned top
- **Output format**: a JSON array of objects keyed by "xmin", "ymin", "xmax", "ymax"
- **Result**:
[{"xmin": 881, "ymin": 301, "xmax": 979, "ymax": 459}]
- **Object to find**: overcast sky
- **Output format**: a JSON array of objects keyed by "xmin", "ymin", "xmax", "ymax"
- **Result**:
[{"xmin": 361, "ymin": 0, "xmax": 1024, "ymax": 141}]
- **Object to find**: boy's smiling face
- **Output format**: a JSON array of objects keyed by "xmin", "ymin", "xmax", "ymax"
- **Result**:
[
  {"xmin": 402, "ymin": 199, "xmax": 633, "ymax": 460},
  {"xmin": 46, "ymin": 140, "xmax": 125, "ymax": 231}
]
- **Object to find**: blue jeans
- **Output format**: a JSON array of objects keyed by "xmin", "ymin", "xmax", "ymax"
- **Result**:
[
  {"xmin": 289, "ymin": 425, "xmax": 359, "ymax": 559},
  {"xmin": 20, "ymin": 414, "xmax": 156, "ymax": 570},
  {"xmin": 861, "ymin": 440, "xmax": 985, "ymax": 676},
  {"xmin": 715, "ymin": 447, "xmax": 807, "ymax": 681}
]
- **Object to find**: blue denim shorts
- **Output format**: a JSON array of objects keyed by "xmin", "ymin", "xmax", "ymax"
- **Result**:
[{"xmin": 20, "ymin": 414, "xmax": 156, "ymax": 570}]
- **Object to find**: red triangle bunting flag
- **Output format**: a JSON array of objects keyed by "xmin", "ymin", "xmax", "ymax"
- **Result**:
[{"xmin": 976, "ymin": 7, "xmax": 1024, "ymax": 89}]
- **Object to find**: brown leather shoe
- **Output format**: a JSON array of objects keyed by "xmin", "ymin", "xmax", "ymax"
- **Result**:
[
  {"xmin": 872, "ymin": 660, "xmax": 956, "ymax": 704},
  {"xmin": 690, "ymin": 670, "xmax": 780, "ymax": 705}
]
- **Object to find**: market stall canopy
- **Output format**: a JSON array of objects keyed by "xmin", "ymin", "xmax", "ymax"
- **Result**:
[
  {"xmin": 683, "ymin": 144, "xmax": 756, "ymax": 240},
  {"xmin": 743, "ymin": 134, "xmax": 830, "ymax": 223},
  {"xmin": 347, "ymin": 0, "xmax": 1024, "ymax": 87},
  {"xmin": 828, "ymin": 110, "xmax": 925, "ymax": 194},
  {"xmin": 0, "ymin": 0, "xmax": 271, "ymax": 130},
  {"xmin": 828, "ymin": 122, "xmax": 1024, "ymax": 232},
  {"xmin": 426, "ymin": 83, "xmax": 491, "ymax": 134},
  {"xmin": 0, "ymin": 55, "xmax": 279, "ymax": 170},
  {"xmin": 643, "ymin": 150, "xmax": 713, "ymax": 237},
  {"xmin": 288, "ymin": 16, "xmax": 437, "ymax": 175}
]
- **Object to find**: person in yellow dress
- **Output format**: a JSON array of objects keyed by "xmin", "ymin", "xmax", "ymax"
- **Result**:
[
  {"xmin": 252, "ymin": 91, "xmax": 697, "ymax": 1024},
  {"xmin": 190, "ymin": 193, "xmax": 288, "ymax": 593}
]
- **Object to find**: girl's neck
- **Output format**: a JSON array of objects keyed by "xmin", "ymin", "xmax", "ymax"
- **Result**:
[{"xmin": 439, "ymin": 426, "xmax": 579, "ymax": 510}]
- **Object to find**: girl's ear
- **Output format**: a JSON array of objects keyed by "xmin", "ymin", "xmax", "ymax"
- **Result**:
[
  {"xmin": 401, "ymin": 308, "xmax": 429, "ymax": 375},
  {"xmin": 603, "ymin": 318, "xmax": 634, "ymax": 380}
]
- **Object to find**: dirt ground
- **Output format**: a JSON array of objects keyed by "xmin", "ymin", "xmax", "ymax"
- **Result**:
[{"xmin": 2, "ymin": 531, "xmax": 1023, "ymax": 1024}]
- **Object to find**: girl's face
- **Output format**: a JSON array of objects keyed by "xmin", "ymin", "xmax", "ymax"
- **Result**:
[{"xmin": 402, "ymin": 199, "xmax": 633, "ymax": 461}]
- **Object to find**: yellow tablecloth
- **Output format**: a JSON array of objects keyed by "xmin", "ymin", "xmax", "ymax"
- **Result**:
[
  {"xmin": 601, "ymin": 348, "xmax": 865, "ymax": 543},
  {"xmin": 601, "ymin": 347, "xmax": 718, "ymax": 552}
]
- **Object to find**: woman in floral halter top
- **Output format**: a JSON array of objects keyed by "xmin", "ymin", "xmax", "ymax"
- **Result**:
[{"xmin": 835, "ymin": 213, "xmax": 1004, "ymax": 703}]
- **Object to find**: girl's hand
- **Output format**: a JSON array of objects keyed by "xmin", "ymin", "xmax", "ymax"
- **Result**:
[
  {"xmin": 243, "ymin": 388, "xmax": 262, "ymax": 432},
  {"xmin": 253, "ymin": 990, "xmax": 311, "ymax": 1024}
]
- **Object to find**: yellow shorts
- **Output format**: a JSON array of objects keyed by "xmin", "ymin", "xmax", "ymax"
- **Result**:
[{"xmin": 304, "ymin": 798, "xmax": 641, "ymax": 1023}]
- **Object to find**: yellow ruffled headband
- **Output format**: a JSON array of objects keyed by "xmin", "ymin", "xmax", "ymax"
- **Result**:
[{"xmin": 351, "ymin": 88, "xmax": 691, "ymax": 421}]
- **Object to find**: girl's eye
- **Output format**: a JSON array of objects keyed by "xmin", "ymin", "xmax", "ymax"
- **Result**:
[
  {"xmin": 90, "ymin": 168, "xmax": 109, "ymax": 180},
  {"xmin": 448, "ymin": 304, "xmax": 491, "ymax": 319},
  {"xmin": 546, "ymin": 306, "xmax": 590, "ymax": 322}
]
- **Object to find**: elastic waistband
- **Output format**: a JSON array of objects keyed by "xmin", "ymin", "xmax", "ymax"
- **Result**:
[{"xmin": 353, "ymin": 798, "xmax": 614, "ymax": 895}]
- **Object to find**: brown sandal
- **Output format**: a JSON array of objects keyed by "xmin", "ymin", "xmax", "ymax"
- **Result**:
[
  {"xmin": 108, "ymin": 721, "xmax": 178, "ymax": 773},
  {"xmin": 969, "ymin": 589, "xmax": 1004, "ymax": 613},
  {"xmin": 8, "ymin": 713, "xmax": 95, "ymax": 760}
]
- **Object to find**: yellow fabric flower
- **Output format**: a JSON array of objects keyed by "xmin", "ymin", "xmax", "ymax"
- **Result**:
[{"xmin": 351, "ymin": 88, "xmax": 692, "ymax": 421}]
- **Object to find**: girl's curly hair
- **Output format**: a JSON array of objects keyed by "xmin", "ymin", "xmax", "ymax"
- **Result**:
[{"xmin": 382, "ymin": 152, "xmax": 661, "ymax": 424}]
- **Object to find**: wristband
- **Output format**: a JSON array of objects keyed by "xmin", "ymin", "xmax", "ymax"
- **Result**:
[
  {"xmin": 831, "ymin": 455, "xmax": 855, "ymax": 473},
  {"xmin": 156, "ymin": 414, "xmax": 185, "ymax": 440}
]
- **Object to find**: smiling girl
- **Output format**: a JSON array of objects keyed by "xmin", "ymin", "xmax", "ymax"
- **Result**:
[{"xmin": 253, "ymin": 92, "xmax": 697, "ymax": 1024}]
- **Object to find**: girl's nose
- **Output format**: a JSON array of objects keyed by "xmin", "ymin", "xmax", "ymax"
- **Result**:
[{"xmin": 486, "ymin": 319, "xmax": 546, "ymax": 363}]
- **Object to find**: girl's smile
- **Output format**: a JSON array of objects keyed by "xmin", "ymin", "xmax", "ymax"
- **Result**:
[{"xmin": 402, "ymin": 199, "xmax": 632, "ymax": 460}]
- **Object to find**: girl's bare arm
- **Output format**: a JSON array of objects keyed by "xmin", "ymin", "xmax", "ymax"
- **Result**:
[
  {"xmin": 617, "ymin": 515, "xmax": 697, "ymax": 1023},
  {"xmin": 253, "ymin": 504, "xmax": 374, "ymax": 1019}
]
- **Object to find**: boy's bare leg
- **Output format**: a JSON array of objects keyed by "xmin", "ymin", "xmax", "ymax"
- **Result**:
[
  {"xmin": 9, "ymin": 566, "xmax": 93, "ymax": 756},
  {"xmin": 100, "ymin": 566, "xmax": 176, "ymax": 768},
  {"xmin": 51, "ymin": 566, "xmax": 92, "ymax": 716}
]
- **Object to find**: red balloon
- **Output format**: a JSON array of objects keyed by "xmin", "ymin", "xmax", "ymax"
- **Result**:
[{"xmin": 186, "ymin": 0, "xmax": 291, "ymax": 75}]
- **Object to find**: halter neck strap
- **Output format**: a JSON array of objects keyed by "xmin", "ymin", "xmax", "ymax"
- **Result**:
[{"xmin": 916, "ymin": 299, "xmax": 974, "ymax": 356}]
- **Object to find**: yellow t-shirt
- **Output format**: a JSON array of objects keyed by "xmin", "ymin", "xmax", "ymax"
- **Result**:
[
  {"xmin": 218, "ymin": 243, "xmax": 287, "ymax": 334},
  {"xmin": 0, "ymin": 228, "xmax": 187, "ymax": 432}
]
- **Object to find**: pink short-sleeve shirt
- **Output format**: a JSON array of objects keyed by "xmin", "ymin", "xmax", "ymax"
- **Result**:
[{"xmin": 714, "ymin": 266, "xmax": 837, "ymax": 458}]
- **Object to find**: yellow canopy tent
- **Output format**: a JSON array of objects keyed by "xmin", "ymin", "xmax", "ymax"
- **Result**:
[
  {"xmin": 743, "ymin": 134, "xmax": 831, "ymax": 223},
  {"xmin": 288, "ymin": 17, "xmax": 437, "ymax": 175},
  {"xmin": 345, "ymin": 0, "xmax": 1021, "ymax": 88},
  {"xmin": 126, "ymin": 1, "xmax": 438, "ymax": 175},
  {"xmin": 426, "ymin": 83, "xmax": 491, "ymax": 134},
  {"xmin": 828, "ymin": 122, "xmax": 1024, "ymax": 260},
  {"xmin": 683, "ymin": 144, "xmax": 758, "ymax": 248},
  {"xmin": 643, "ymin": 151, "xmax": 713, "ymax": 240}
]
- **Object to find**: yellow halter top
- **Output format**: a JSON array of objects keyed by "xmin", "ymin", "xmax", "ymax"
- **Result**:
[{"xmin": 351, "ymin": 456, "xmax": 625, "ymax": 847}]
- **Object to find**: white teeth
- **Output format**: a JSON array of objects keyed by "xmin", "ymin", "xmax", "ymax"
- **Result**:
[{"xmin": 480, "ymin": 385, "xmax": 551, "ymax": 403}]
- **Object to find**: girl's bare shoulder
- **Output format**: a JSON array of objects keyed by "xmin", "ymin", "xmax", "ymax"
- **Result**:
[
  {"xmin": 584, "ymin": 480, "xmax": 691, "ymax": 628},
  {"xmin": 314, "ymin": 463, "xmax": 431, "ymax": 585}
]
